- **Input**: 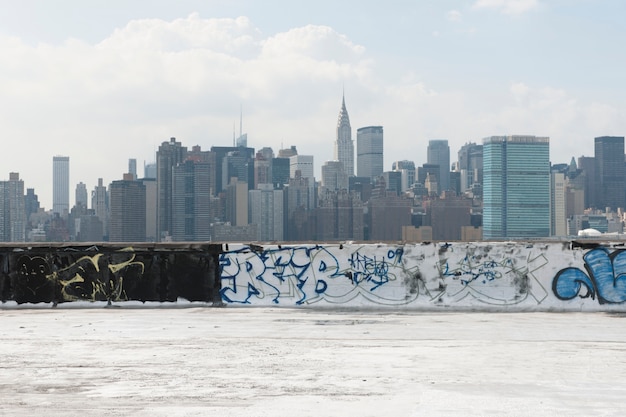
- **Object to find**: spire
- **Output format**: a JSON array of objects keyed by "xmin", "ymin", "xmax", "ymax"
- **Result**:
[
  {"xmin": 335, "ymin": 90, "xmax": 354, "ymax": 176},
  {"xmin": 337, "ymin": 92, "xmax": 350, "ymax": 130}
]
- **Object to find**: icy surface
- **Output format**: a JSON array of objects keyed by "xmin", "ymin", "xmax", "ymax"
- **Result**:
[{"xmin": 0, "ymin": 307, "xmax": 625, "ymax": 416}]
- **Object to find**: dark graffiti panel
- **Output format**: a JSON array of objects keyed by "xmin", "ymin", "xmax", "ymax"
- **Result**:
[{"xmin": 0, "ymin": 244, "xmax": 222, "ymax": 305}]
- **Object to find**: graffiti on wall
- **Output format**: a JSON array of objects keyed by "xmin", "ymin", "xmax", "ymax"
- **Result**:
[
  {"xmin": 436, "ymin": 245, "xmax": 550, "ymax": 305},
  {"xmin": 2, "ymin": 245, "xmax": 221, "ymax": 304},
  {"xmin": 553, "ymin": 247, "xmax": 626, "ymax": 304},
  {"xmin": 5, "ymin": 242, "xmax": 626, "ymax": 309},
  {"xmin": 219, "ymin": 245, "xmax": 419, "ymax": 306},
  {"xmin": 219, "ymin": 243, "xmax": 553, "ymax": 306}
]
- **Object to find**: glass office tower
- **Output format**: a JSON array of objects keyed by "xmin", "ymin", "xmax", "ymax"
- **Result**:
[{"xmin": 483, "ymin": 135, "xmax": 550, "ymax": 240}]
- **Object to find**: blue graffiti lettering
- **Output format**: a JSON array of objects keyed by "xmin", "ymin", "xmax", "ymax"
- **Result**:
[{"xmin": 552, "ymin": 247, "xmax": 626, "ymax": 304}]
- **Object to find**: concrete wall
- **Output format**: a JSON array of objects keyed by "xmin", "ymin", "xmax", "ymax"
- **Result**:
[
  {"xmin": 2, "ymin": 241, "xmax": 626, "ymax": 311},
  {"xmin": 219, "ymin": 241, "xmax": 626, "ymax": 311}
]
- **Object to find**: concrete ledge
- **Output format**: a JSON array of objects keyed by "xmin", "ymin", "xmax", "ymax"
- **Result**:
[{"xmin": 1, "ymin": 240, "xmax": 626, "ymax": 311}]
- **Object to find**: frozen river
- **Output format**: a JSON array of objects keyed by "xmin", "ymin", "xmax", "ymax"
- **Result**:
[{"xmin": 0, "ymin": 306, "xmax": 625, "ymax": 416}]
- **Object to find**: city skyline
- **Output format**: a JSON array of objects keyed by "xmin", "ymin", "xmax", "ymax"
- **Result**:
[{"xmin": 1, "ymin": 1, "xmax": 625, "ymax": 209}]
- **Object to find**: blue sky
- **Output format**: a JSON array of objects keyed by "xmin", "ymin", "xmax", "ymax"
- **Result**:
[{"xmin": 0, "ymin": 0, "xmax": 624, "ymax": 208}]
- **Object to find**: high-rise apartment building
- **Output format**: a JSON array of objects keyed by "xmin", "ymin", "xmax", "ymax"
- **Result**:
[
  {"xmin": 595, "ymin": 136, "xmax": 625, "ymax": 211},
  {"xmin": 382, "ymin": 171, "xmax": 402, "ymax": 195},
  {"xmin": 75, "ymin": 182, "xmax": 88, "ymax": 208},
  {"xmin": 356, "ymin": 126, "xmax": 384, "ymax": 180},
  {"xmin": 211, "ymin": 146, "xmax": 255, "ymax": 195},
  {"xmin": 225, "ymin": 177, "xmax": 249, "ymax": 227},
  {"xmin": 483, "ymin": 135, "xmax": 550, "ymax": 240},
  {"xmin": 316, "ymin": 189, "xmax": 363, "ymax": 241},
  {"xmin": 289, "ymin": 154, "xmax": 315, "ymax": 209},
  {"xmin": 254, "ymin": 150, "xmax": 273, "ymax": 188},
  {"xmin": 576, "ymin": 156, "xmax": 595, "ymax": 210},
  {"xmin": 109, "ymin": 174, "xmax": 146, "ymax": 242},
  {"xmin": 289, "ymin": 154, "xmax": 314, "ymax": 181},
  {"xmin": 142, "ymin": 178, "xmax": 157, "ymax": 242},
  {"xmin": 0, "ymin": 173, "xmax": 26, "ymax": 242},
  {"xmin": 334, "ymin": 94, "xmax": 354, "ymax": 177},
  {"xmin": 427, "ymin": 140, "xmax": 450, "ymax": 193},
  {"xmin": 321, "ymin": 160, "xmax": 348, "ymax": 193},
  {"xmin": 24, "ymin": 188, "xmax": 40, "ymax": 229},
  {"xmin": 144, "ymin": 162, "xmax": 157, "ymax": 179},
  {"xmin": 91, "ymin": 178, "xmax": 108, "ymax": 240},
  {"xmin": 222, "ymin": 150, "xmax": 253, "ymax": 191},
  {"xmin": 284, "ymin": 173, "xmax": 314, "ymax": 241},
  {"xmin": 128, "ymin": 158, "xmax": 137, "ymax": 179},
  {"xmin": 367, "ymin": 178, "xmax": 412, "ymax": 241},
  {"xmin": 457, "ymin": 142, "xmax": 483, "ymax": 193},
  {"xmin": 423, "ymin": 192, "xmax": 472, "ymax": 241},
  {"xmin": 172, "ymin": 159, "xmax": 212, "ymax": 241},
  {"xmin": 550, "ymin": 171, "xmax": 567, "ymax": 236},
  {"xmin": 53, "ymin": 156, "xmax": 70, "ymax": 216},
  {"xmin": 249, "ymin": 184, "xmax": 283, "ymax": 241},
  {"xmin": 272, "ymin": 157, "xmax": 290, "ymax": 189},
  {"xmin": 157, "ymin": 137, "xmax": 187, "ymax": 241},
  {"xmin": 392, "ymin": 160, "xmax": 416, "ymax": 192}
]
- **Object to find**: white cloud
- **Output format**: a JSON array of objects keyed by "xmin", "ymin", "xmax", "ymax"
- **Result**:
[
  {"xmin": 446, "ymin": 10, "xmax": 463, "ymax": 22},
  {"xmin": 0, "ymin": 14, "xmax": 374, "ymax": 208},
  {"xmin": 476, "ymin": 83, "xmax": 626, "ymax": 161},
  {"xmin": 510, "ymin": 82, "xmax": 530, "ymax": 102},
  {"xmin": 472, "ymin": 0, "xmax": 540, "ymax": 15}
]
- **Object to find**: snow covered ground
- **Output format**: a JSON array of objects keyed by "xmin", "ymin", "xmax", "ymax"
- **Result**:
[{"xmin": 0, "ymin": 306, "xmax": 625, "ymax": 416}]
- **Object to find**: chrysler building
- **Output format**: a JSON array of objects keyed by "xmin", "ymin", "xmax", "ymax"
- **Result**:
[{"xmin": 334, "ymin": 94, "xmax": 354, "ymax": 177}]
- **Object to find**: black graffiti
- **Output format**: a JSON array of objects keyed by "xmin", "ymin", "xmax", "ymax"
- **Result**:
[{"xmin": 0, "ymin": 244, "xmax": 223, "ymax": 305}]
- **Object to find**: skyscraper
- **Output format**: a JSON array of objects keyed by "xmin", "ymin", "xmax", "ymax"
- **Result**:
[
  {"xmin": 53, "ymin": 156, "xmax": 70, "ymax": 216},
  {"xmin": 392, "ymin": 160, "xmax": 416, "ymax": 192},
  {"xmin": 254, "ymin": 150, "xmax": 272, "ymax": 188},
  {"xmin": 91, "ymin": 178, "xmax": 108, "ymax": 240},
  {"xmin": 0, "ymin": 173, "xmax": 26, "ymax": 242},
  {"xmin": 457, "ymin": 142, "xmax": 483, "ymax": 193},
  {"xmin": 321, "ymin": 160, "xmax": 348, "ymax": 193},
  {"xmin": 427, "ymin": 140, "xmax": 450, "ymax": 193},
  {"xmin": 249, "ymin": 183, "xmax": 283, "ymax": 241},
  {"xmin": 285, "ymin": 172, "xmax": 314, "ymax": 241},
  {"xmin": 289, "ymin": 154, "xmax": 315, "ymax": 209},
  {"xmin": 75, "ymin": 182, "xmax": 88, "ymax": 208},
  {"xmin": 356, "ymin": 126, "xmax": 384, "ymax": 180},
  {"xmin": 24, "ymin": 188, "xmax": 40, "ymax": 230},
  {"xmin": 316, "ymin": 189, "xmax": 363, "ymax": 241},
  {"xmin": 215, "ymin": 147, "xmax": 255, "ymax": 193},
  {"xmin": 157, "ymin": 137, "xmax": 187, "ymax": 241},
  {"xmin": 594, "ymin": 136, "xmax": 625, "ymax": 211},
  {"xmin": 550, "ymin": 171, "xmax": 567, "ymax": 237},
  {"xmin": 128, "ymin": 158, "xmax": 137, "ymax": 179},
  {"xmin": 109, "ymin": 174, "xmax": 146, "ymax": 242},
  {"xmin": 172, "ymin": 159, "xmax": 211, "ymax": 241},
  {"xmin": 483, "ymin": 135, "xmax": 550, "ymax": 240},
  {"xmin": 225, "ymin": 177, "xmax": 249, "ymax": 227},
  {"xmin": 272, "ymin": 157, "xmax": 290, "ymax": 189},
  {"xmin": 335, "ymin": 94, "xmax": 354, "ymax": 177}
]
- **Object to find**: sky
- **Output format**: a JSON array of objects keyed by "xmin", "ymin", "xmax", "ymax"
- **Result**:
[{"xmin": 1, "ymin": 0, "xmax": 625, "ymax": 210}]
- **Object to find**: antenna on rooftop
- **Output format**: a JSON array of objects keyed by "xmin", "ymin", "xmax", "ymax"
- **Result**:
[{"xmin": 239, "ymin": 104, "xmax": 243, "ymax": 140}]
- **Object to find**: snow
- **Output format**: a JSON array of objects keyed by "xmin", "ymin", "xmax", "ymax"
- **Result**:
[{"xmin": 0, "ymin": 307, "xmax": 625, "ymax": 416}]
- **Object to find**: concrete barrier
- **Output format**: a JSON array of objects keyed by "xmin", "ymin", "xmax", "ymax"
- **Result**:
[
  {"xmin": 0, "ymin": 243, "xmax": 222, "ymax": 305},
  {"xmin": 2, "ymin": 241, "xmax": 626, "ymax": 311}
]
